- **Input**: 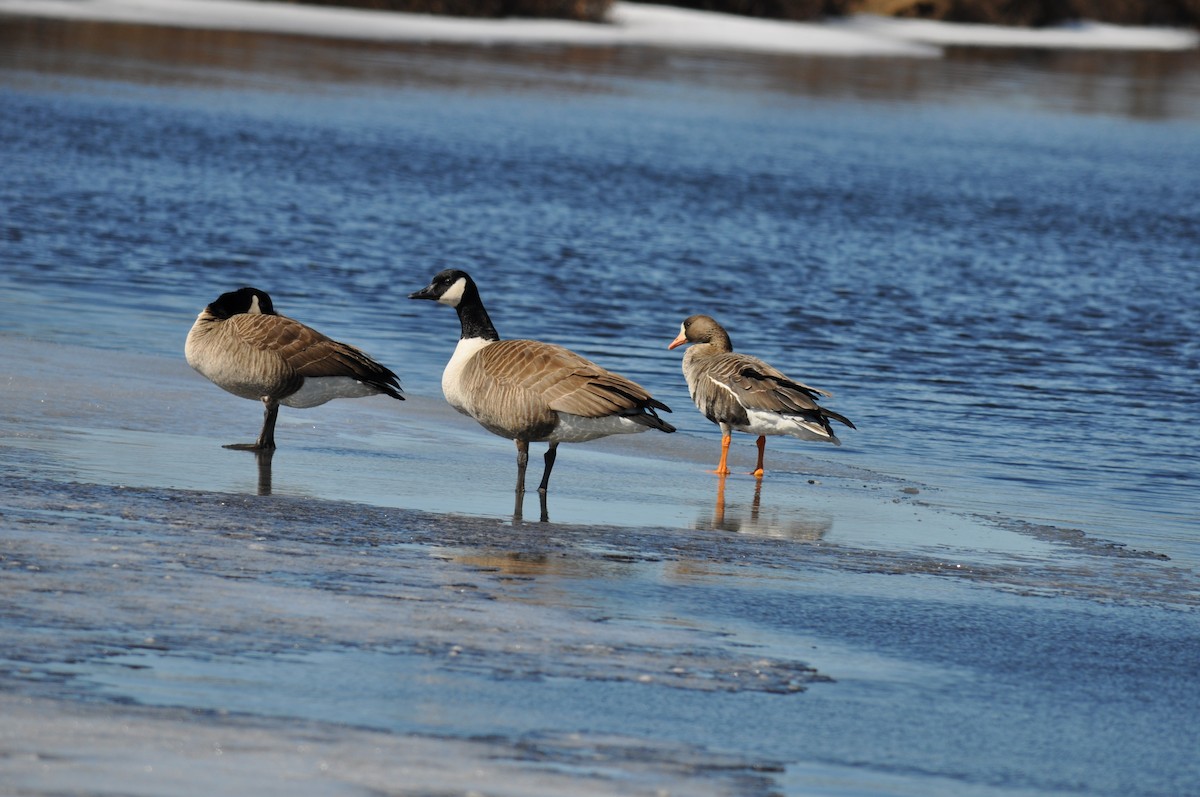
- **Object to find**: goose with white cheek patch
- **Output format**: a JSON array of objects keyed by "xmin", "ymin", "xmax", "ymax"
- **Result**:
[
  {"xmin": 668, "ymin": 314, "xmax": 854, "ymax": 477},
  {"xmin": 409, "ymin": 269, "xmax": 675, "ymax": 494},
  {"xmin": 185, "ymin": 287, "xmax": 404, "ymax": 450}
]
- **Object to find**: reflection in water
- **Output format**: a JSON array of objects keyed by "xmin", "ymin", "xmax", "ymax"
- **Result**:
[
  {"xmin": 513, "ymin": 490, "xmax": 550, "ymax": 524},
  {"xmin": 0, "ymin": 17, "xmax": 1198, "ymax": 120},
  {"xmin": 696, "ymin": 475, "xmax": 831, "ymax": 540},
  {"xmin": 453, "ymin": 550, "xmax": 562, "ymax": 578},
  {"xmin": 447, "ymin": 548, "xmax": 642, "ymax": 607},
  {"xmin": 254, "ymin": 449, "xmax": 274, "ymax": 496}
]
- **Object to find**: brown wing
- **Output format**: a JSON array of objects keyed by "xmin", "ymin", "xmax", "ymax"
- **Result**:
[
  {"xmin": 474, "ymin": 340, "xmax": 672, "ymax": 427},
  {"xmin": 225, "ymin": 313, "xmax": 402, "ymax": 396},
  {"xmin": 693, "ymin": 351, "xmax": 853, "ymax": 430},
  {"xmin": 721, "ymin": 353, "xmax": 831, "ymax": 411}
]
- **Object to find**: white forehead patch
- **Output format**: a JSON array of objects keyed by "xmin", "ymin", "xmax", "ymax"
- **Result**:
[
  {"xmin": 247, "ymin": 295, "xmax": 263, "ymax": 315},
  {"xmin": 439, "ymin": 276, "xmax": 467, "ymax": 307}
]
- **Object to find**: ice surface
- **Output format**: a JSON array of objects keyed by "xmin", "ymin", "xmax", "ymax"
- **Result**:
[{"xmin": 2, "ymin": 335, "xmax": 1198, "ymax": 796}]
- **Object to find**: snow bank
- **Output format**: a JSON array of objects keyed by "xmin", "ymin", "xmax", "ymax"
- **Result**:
[{"xmin": 0, "ymin": 0, "xmax": 1195, "ymax": 56}]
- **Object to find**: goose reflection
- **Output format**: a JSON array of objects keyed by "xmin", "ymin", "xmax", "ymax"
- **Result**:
[
  {"xmin": 254, "ymin": 449, "xmax": 274, "ymax": 495},
  {"xmin": 696, "ymin": 474, "xmax": 831, "ymax": 540},
  {"xmin": 513, "ymin": 490, "xmax": 550, "ymax": 524},
  {"xmin": 449, "ymin": 548, "xmax": 640, "ymax": 583}
]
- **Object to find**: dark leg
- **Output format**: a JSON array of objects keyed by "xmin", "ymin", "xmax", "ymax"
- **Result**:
[
  {"xmin": 225, "ymin": 399, "xmax": 279, "ymax": 451},
  {"xmin": 537, "ymin": 442, "xmax": 558, "ymax": 494},
  {"xmin": 255, "ymin": 449, "xmax": 274, "ymax": 496},
  {"xmin": 515, "ymin": 439, "xmax": 529, "ymax": 495}
]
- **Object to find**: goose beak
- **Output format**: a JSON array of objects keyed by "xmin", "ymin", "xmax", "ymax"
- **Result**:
[
  {"xmin": 409, "ymin": 284, "xmax": 438, "ymax": 301},
  {"xmin": 668, "ymin": 331, "xmax": 688, "ymax": 350}
]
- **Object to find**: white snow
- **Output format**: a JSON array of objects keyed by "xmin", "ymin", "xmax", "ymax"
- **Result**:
[
  {"xmin": 0, "ymin": 0, "xmax": 1195, "ymax": 56},
  {"xmin": 839, "ymin": 13, "xmax": 1200, "ymax": 51}
]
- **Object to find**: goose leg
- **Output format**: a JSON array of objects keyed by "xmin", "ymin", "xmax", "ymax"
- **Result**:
[
  {"xmin": 538, "ymin": 442, "xmax": 558, "ymax": 494},
  {"xmin": 712, "ymin": 432, "xmax": 732, "ymax": 476},
  {"xmin": 515, "ymin": 439, "xmax": 529, "ymax": 495},
  {"xmin": 255, "ymin": 449, "xmax": 274, "ymax": 496},
  {"xmin": 752, "ymin": 435, "xmax": 766, "ymax": 478},
  {"xmin": 226, "ymin": 398, "xmax": 279, "ymax": 451},
  {"xmin": 714, "ymin": 472, "xmax": 728, "ymax": 527}
]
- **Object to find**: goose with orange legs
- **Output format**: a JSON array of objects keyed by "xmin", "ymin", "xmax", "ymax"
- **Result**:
[{"xmin": 668, "ymin": 314, "xmax": 853, "ymax": 477}]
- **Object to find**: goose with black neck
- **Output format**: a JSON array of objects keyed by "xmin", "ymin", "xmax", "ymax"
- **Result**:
[{"xmin": 410, "ymin": 269, "xmax": 675, "ymax": 495}]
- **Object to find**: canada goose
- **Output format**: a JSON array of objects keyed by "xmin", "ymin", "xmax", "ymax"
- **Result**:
[
  {"xmin": 409, "ymin": 269, "xmax": 675, "ymax": 494},
  {"xmin": 668, "ymin": 314, "xmax": 853, "ymax": 477},
  {"xmin": 185, "ymin": 287, "xmax": 403, "ymax": 450}
]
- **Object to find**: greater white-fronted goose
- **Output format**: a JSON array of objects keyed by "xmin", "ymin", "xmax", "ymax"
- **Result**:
[
  {"xmin": 409, "ymin": 269, "xmax": 675, "ymax": 494},
  {"xmin": 185, "ymin": 287, "xmax": 403, "ymax": 450},
  {"xmin": 668, "ymin": 314, "xmax": 853, "ymax": 477}
]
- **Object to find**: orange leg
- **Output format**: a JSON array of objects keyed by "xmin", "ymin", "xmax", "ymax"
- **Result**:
[
  {"xmin": 711, "ymin": 433, "xmax": 732, "ymax": 475},
  {"xmin": 713, "ymin": 472, "xmax": 728, "ymax": 526},
  {"xmin": 751, "ymin": 435, "xmax": 766, "ymax": 479}
]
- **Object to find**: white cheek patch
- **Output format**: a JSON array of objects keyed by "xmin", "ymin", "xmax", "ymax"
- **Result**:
[
  {"xmin": 439, "ymin": 277, "xmax": 467, "ymax": 307},
  {"xmin": 248, "ymin": 295, "xmax": 262, "ymax": 314}
]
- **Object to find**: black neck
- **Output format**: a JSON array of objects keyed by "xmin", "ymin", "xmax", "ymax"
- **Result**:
[{"xmin": 457, "ymin": 280, "xmax": 500, "ymax": 342}]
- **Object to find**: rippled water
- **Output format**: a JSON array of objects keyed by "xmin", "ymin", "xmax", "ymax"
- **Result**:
[
  {"xmin": 1, "ymin": 16, "xmax": 1199, "ymax": 797},
  {"xmin": 2, "ymin": 17, "xmax": 1197, "ymax": 560}
]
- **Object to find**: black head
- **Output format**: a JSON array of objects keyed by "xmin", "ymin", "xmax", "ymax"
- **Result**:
[
  {"xmin": 207, "ymin": 287, "xmax": 276, "ymax": 320},
  {"xmin": 409, "ymin": 269, "xmax": 474, "ymax": 307}
]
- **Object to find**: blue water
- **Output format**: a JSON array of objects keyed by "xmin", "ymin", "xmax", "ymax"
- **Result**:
[
  {"xmin": 1, "ymin": 19, "xmax": 1200, "ymax": 797},
  {"xmin": 2, "ymin": 24, "xmax": 1196, "ymax": 562}
]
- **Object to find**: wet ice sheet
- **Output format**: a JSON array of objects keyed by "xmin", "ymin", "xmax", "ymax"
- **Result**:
[
  {"xmin": 0, "ymin": 695, "xmax": 786, "ymax": 797},
  {"xmin": 2, "ymin": 471, "xmax": 1198, "ymax": 797},
  {"xmin": 2, "ymin": 334, "xmax": 1198, "ymax": 795},
  {"xmin": 2, "ymin": 322, "xmax": 1199, "ymax": 797},
  {"xmin": 2, "ymin": 335, "xmax": 1171, "ymax": 570}
]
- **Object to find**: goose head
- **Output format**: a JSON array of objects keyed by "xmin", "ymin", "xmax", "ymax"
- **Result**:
[
  {"xmin": 409, "ymin": 269, "xmax": 474, "ymax": 308},
  {"xmin": 668, "ymin": 314, "xmax": 732, "ymax": 352},
  {"xmin": 207, "ymin": 286, "xmax": 276, "ymax": 319}
]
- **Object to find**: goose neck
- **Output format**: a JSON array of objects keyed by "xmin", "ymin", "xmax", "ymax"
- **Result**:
[{"xmin": 455, "ymin": 288, "xmax": 500, "ymax": 342}]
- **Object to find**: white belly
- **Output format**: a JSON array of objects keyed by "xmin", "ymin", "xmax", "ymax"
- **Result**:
[
  {"xmin": 548, "ymin": 413, "xmax": 652, "ymax": 444},
  {"xmin": 281, "ymin": 376, "xmax": 380, "ymax": 409},
  {"xmin": 735, "ymin": 409, "xmax": 837, "ymax": 443}
]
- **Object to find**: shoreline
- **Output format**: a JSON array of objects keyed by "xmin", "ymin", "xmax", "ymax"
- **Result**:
[
  {"xmin": 2, "ymin": 332, "xmax": 1192, "ymax": 586},
  {"xmin": 0, "ymin": 0, "xmax": 1196, "ymax": 55},
  {"xmin": 3, "ymin": 411, "xmax": 1197, "ymax": 795}
]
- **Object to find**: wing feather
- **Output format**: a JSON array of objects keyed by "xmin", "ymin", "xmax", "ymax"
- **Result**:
[
  {"xmin": 473, "ymin": 340, "xmax": 671, "ymax": 427},
  {"xmin": 690, "ymin": 351, "xmax": 853, "ymax": 432},
  {"xmin": 224, "ymin": 313, "xmax": 402, "ymax": 396}
]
